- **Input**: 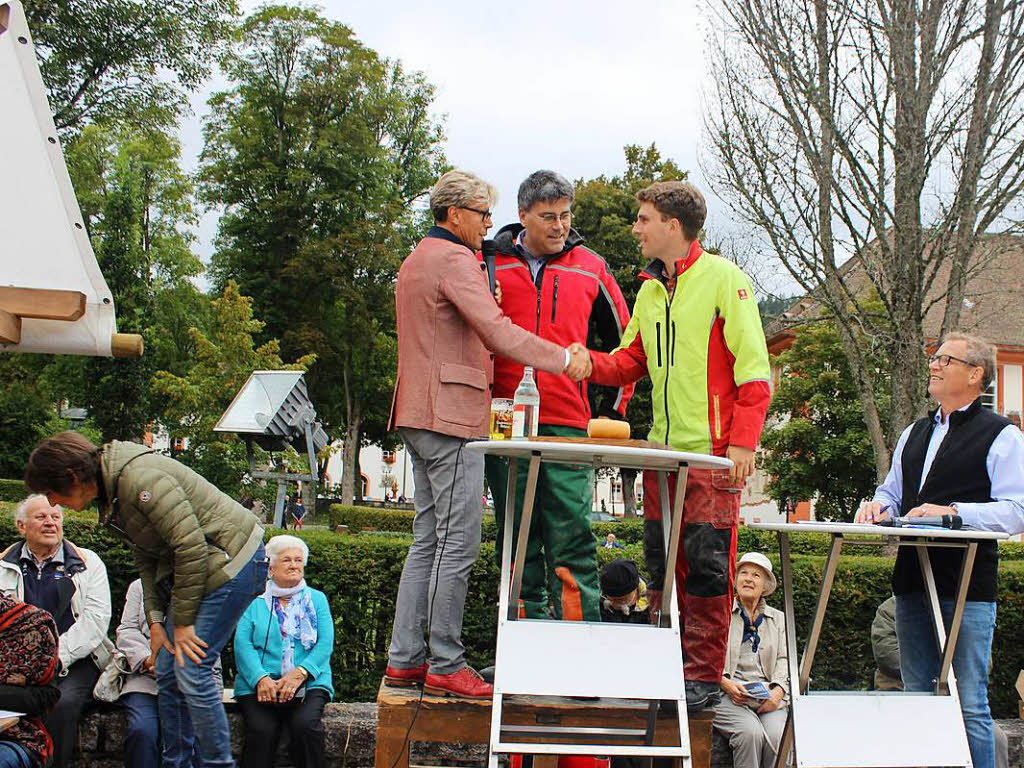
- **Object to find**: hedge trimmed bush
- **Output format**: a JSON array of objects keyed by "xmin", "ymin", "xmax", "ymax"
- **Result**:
[
  {"xmin": 330, "ymin": 504, "xmax": 499, "ymax": 541},
  {"xmin": 0, "ymin": 479, "xmax": 28, "ymax": 504},
  {"xmin": 3, "ymin": 502, "xmax": 1023, "ymax": 715},
  {"xmin": 330, "ymin": 503, "xmax": 1024, "ymax": 563}
]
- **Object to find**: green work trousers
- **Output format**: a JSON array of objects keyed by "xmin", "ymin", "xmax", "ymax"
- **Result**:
[{"xmin": 485, "ymin": 425, "xmax": 601, "ymax": 622}]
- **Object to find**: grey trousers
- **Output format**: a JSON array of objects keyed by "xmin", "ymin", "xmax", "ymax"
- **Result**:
[
  {"xmin": 388, "ymin": 427, "xmax": 485, "ymax": 674},
  {"xmin": 712, "ymin": 697, "xmax": 788, "ymax": 768}
]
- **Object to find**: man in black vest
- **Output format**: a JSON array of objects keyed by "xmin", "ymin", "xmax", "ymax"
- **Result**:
[{"xmin": 856, "ymin": 332, "xmax": 1024, "ymax": 768}]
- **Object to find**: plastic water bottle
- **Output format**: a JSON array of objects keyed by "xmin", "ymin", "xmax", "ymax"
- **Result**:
[{"xmin": 512, "ymin": 366, "xmax": 540, "ymax": 438}]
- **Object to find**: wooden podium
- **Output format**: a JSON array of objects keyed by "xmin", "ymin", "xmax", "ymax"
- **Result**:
[{"xmin": 375, "ymin": 681, "xmax": 713, "ymax": 768}]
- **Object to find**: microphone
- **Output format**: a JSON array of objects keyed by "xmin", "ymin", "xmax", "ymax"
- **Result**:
[
  {"xmin": 481, "ymin": 239, "xmax": 497, "ymax": 296},
  {"xmin": 877, "ymin": 515, "xmax": 963, "ymax": 529}
]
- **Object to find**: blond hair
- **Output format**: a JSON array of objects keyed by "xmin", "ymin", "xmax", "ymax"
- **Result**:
[{"xmin": 429, "ymin": 170, "xmax": 498, "ymax": 223}]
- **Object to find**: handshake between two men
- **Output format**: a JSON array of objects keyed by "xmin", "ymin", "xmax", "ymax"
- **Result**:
[{"xmin": 564, "ymin": 342, "xmax": 593, "ymax": 382}]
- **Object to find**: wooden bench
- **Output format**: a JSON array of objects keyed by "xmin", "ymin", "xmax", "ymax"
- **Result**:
[{"xmin": 376, "ymin": 681, "xmax": 713, "ymax": 768}]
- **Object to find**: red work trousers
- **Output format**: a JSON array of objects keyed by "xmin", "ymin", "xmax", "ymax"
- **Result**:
[{"xmin": 643, "ymin": 467, "xmax": 740, "ymax": 683}]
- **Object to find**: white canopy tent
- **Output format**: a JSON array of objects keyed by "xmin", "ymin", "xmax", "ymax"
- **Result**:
[{"xmin": 0, "ymin": 0, "xmax": 141, "ymax": 358}]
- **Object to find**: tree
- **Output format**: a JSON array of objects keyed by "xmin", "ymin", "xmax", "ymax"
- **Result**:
[
  {"xmin": 762, "ymin": 319, "xmax": 891, "ymax": 521},
  {"xmin": 65, "ymin": 125, "xmax": 206, "ymax": 440},
  {"xmin": 199, "ymin": 6, "xmax": 446, "ymax": 503},
  {"xmin": 82, "ymin": 163, "xmax": 155, "ymax": 441},
  {"xmin": 153, "ymin": 282, "xmax": 314, "ymax": 498},
  {"xmin": 0, "ymin": 356, "xmax": 54, "ymax": 478},
  {"xmin": 25, "ymin": 0, "xmax": 237, "ymax": 134},
  {"xmin": 572, "ymin": 144, "xmax": 687, "ymax": 516},
  {"xmin": 705, "ymin": 0, "xmax": 1024, "ymax": 478}
]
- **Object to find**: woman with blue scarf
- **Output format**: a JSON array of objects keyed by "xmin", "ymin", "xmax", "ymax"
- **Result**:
[
  {"xmin": 233, "ymin": 535, "xmax": 334, "ymax": 768},
  {"xmin": 714, "ymin": 552, "xmax": 789, "ymax": 768}
]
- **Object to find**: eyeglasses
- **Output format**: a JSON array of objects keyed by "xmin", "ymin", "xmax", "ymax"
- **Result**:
[
  {"xmin": 460, "ymin": 205, "xmax": 493, "ymax": 221},
  {"xmin": 928, "ymin": 353, "xmax": 979, "ymax": 369},
  {"xmin": 537, "ymin": 211, "xmax": 572, "ymax": 225}
]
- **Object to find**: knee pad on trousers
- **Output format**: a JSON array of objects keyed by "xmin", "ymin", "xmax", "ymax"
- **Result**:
[{"xmin": 683, "ymin": 523, "xmax": 731, "ymax": 598}]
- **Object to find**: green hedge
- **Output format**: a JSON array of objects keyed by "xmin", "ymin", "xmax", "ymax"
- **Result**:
[
  {"xmin": 329, "ymin": 504, "xmax": 499, "ymax": 541},
  {"xmin": 3, "ymin": 502, "xmax": 1023, "ymax": 715},
  {"xmin": 0, "ymin": 479, "xmax": 28, "ymax": 504},
  {"xmin": 330, "ymin": 504, "xmax": 1024, "ymax": 563}
]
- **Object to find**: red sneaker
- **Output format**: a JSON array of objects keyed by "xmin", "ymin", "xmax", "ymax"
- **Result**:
[
  {"xmin": 423, "ymin": 667, "xmax": 494, "ymax": 699},
  {"xmin": 384, "ymin": 663, "xmax": 428, "ymax": 687}
]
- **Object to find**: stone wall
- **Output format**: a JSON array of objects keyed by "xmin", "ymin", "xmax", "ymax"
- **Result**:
[{"xmin": 76, "ymin": 702, "xmax": 1024, "ymax": 767}]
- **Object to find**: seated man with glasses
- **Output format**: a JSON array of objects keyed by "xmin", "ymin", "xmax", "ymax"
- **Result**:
[
  {"xmin": 481, "ymin": 169, "xmax": 633, "ymax": 623},
  {"xmin": 856, "ymin": 332, "xmax": 1024, "ymax": 768}
]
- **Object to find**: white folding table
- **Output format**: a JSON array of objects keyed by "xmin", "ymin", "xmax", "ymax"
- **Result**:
[
  {"xmin": 750, "ymin": 521, "xmax": 1007, "ymax": 768},
  {"xmin": 466, "ymin": 438, "xmax": 732, "ymax": 768}
]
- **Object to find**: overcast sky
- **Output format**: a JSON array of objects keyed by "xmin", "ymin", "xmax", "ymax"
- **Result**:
[{"xmin": 179, "ymin": 0, "xmax": 774, "ymax": 287}]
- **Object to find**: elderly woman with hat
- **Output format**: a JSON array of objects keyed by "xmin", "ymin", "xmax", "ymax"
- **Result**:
[{"xmin": 714, "ymin": 552, "xmax": 789, "ymax": 768}]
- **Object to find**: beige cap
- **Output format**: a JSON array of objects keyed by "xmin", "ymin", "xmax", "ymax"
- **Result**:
[{"xmin": 736, "ymin": 552, "xmax": 777, "ymax": 597}]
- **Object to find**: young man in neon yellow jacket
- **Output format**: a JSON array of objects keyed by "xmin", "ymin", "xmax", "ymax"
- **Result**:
[{"xmin": 587, "ymin": 181, "xmax": 772, "ymax": 711}]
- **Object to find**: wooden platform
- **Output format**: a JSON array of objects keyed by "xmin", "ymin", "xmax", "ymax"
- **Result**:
[{"xmin": 376, "ymin": 680, "xmax": 713, "ymax": 768}]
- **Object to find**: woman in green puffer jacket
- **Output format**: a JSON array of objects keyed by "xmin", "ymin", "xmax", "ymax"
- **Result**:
[{"xmin": 24, "ymin": 431, "xmax": 268, "ymax": 768}]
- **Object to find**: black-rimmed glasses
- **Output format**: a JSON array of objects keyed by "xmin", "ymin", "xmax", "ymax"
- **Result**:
[
  {"xmin": 460, "ymin": 205, "xmax": 493, "ymax": 221},
  {"xmin": 928, "ymin": 353, "xmax": 978, "ymax": 369}
]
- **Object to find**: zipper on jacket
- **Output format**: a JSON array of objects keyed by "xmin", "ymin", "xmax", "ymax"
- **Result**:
[
  {"xmin": 671, "ymin": 320, "xmax": 677, "ymax": 365},
  {"xmin": 663, "ymin": 301, "xmax": 672, "ymax": 444},
  {"xmin": 655, "ymin": 322, "xmax": 663, "ymax": 367},
  {"xmin": 551, "ymin": 275, "xmax": 559, "ymax": 323},
  {"xmin": 713, "ymin": 393, "xmax": 722, "ymax": 441},
  {"xmin": 534, "ymin": 269, "xmax": 544, "ymax": 334}
]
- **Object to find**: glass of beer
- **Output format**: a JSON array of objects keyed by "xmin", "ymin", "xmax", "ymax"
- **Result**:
[{"xmin": 490, "ymin": 398, "xmax": 514, "ymax": 440}]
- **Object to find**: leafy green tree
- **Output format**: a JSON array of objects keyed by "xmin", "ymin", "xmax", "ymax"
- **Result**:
[
  {"xmin": 153, "ymin": 282, "xmax": 314, "ymax": 498},
  {"xmin": 572, "ymin": 144, "xmax": 687, "ymax": 515},
  {"xmin": 64, "ymin": 126, "xmax": 206, "ymax": 440},
  {"xmin": 0, "ymin": 356, "xmax": 54, "ymax": 478},
  {"xmin": 761, "ymin": 320, "xmax": 890, "ymax": 521},
  {"xmin": 25, "ymin": 0, "xmax": 237, "ymax": 134},
  {"xmin": 199, "ymin": 5, "xmax": 446, "ymax": 502},
  {"xmin": 82, "ymin": 164, "xmax": 155, "ymax": 441}
]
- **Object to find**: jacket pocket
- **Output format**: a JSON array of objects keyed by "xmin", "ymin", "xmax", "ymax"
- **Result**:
[
  {"xmin": 436, "ymin": 362, "xmax": 488, "ymax": 427},
  {"xmin": 655, "ymin": 322, "xmax": 663, "ymax": 367}
]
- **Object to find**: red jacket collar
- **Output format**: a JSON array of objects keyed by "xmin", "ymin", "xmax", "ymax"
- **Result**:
[{"xmin": 640, "ymin": 240, "xmax": 704, "ymax": 283}]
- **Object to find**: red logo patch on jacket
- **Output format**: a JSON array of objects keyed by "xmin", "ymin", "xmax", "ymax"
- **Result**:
[{"xmin": 738, "ymin": 288, "xmax": 749, "ymax": 300}]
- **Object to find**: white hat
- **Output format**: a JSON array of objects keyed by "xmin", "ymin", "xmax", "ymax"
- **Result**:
[{"xmin": 736, "ymin": 552, "xmax": 777, "ymax": 597}]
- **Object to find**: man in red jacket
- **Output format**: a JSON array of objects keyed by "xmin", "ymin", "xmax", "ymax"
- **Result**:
[{"xmin": 484, "ymin": 170, "xmax": 633, "ymax": 622}]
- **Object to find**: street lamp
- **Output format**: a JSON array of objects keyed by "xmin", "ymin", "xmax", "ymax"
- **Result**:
[{"xmin": 214, "ymin": 370, "xmax": 328, "ymax": 526}]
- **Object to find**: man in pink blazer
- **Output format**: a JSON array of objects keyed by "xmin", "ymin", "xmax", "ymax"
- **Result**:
[{"xmin": 386, "ymin": 170, "xmax": 591, "ymax": 698}]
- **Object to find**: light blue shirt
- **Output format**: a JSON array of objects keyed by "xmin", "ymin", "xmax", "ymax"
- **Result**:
[{"xmin": 873, "ymin": 404, "xmax": 1024, "ymax": 534}]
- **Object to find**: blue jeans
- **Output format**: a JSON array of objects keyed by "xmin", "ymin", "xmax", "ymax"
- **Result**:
[
  {"xmin": 895, "ymin": 594, "xmax": 996, "ymax": 768},
  {"xmin": 123, "ymin": 692, "xmax": 160, "ymax": 768},
  {"xmin": 0, "ymin": 742, "xmax": 33, "ymax": 768},
  {"xmin": 123, "ymin": 692, "xmax": 206, "ymax": 768},
  {"xmin": 157, "ymin": 545, "xmax": 269, "ymax": 768}
]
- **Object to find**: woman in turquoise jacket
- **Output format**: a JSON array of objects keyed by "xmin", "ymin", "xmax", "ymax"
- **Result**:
[{"xmin": 233, "ymin": 535, "xmax": 334, "ymax": 768}]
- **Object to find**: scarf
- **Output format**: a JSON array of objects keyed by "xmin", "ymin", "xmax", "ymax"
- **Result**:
[
  {"xmin": 0, "ymin": 593, "xmax": 60, "ymax": 765},
  {"xmin": 262, "ymin": 580, "xmax": 317, "ymax": 676},
  {"xmin": 740, "ymin": 604, "xmax": 765, "ymax": 653}
]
